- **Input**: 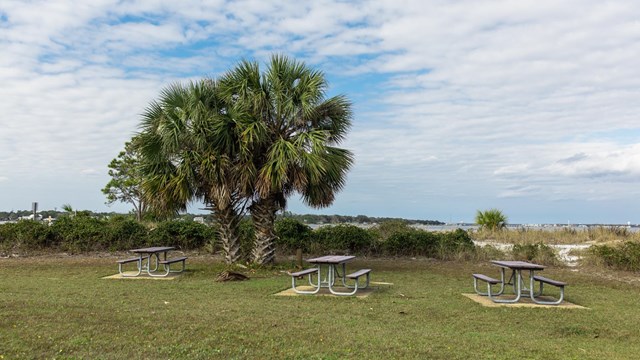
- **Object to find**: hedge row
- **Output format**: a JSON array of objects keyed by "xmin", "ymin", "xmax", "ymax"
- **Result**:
[
  {"xmin": 10, "ymin": 215, "xmax": 636, "ymax": 266},
  {"xmin": 274, "ymin": 218, "xmax": 474, "ymax": 258},
  {"xmin": 0, "ymin": 216, "xmax": 475, "ymax": 259},
  {"xmin": 0, "ymin": 216, "xmax": 215, "ymax": 253}
]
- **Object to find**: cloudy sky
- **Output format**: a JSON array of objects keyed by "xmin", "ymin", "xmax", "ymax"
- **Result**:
[{"xmin": 2, "ymin": 0, "xmax": 640, "ymax": 224}]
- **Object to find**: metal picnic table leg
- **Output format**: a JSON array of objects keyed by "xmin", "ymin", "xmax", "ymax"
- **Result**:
[
  {"xmin": 330, "ymin": 264, "xmax": 334, "ymax": 287},
  {"xmin": 518, "ymin": 270, "xmax": 534, "ymax": 295},
  {"xmin": 528, "ymin": 270, "xmax": 545, "ymax": 300},
  {"xmin": 160, "ymin": 251, "xmax": 169, "ymax": 272},
  {"xmin": 150, "ymin": 253, "xmax": 159, "ymax": 273},
  {"xmin": 473, "ymin": 268, "xmax": 505, "ymax": 296},
  {"xmin": 307, "ymin": 265, "xmax": 321, "ymax": 287},
  {"xmin": 329, "ymin": 264, "xmax": 337, "ymax": 286},
  {"xmin": 505, "ymin": 269, "xmax": 518, "ymax": 294},
  {"xmin": 530, "ymin": 270, "xmax": 536, "ymax": 301},
  {"xmin": 328, "ymin": 264, "xmax": 358, "ymax": 296},
  {"xmin": 119, "ymin": 257, "xmax": 143, "ymax": 277},
  {"xmin": 490, "ymin": 269, "xmax": 522, "ymax": 303},
  {"xmin": 495, "ymin": 267, "xmax": 506, "ymax": 296},
  {"xmin": 317, "ymin": 264, "xmax": 332, "ymax": 287},
  {"xmin": 505, "ymin": 268, "xmax": 530, "ymax": 295},
  {"xmin": 293, "ymin": 268, "xmax": 321, "ymax": 294},
  {"xmin": 140, "ymin": 253, "xmax": 150, "ymax": 275},
  {"xmin": 339, "ymin": 263, "xmax": 354, "ymax": 288},
  {"xmin": 530, "ymin": 270, "xmax": 543, "ymax": 297},
  {"xmin": 529, "ymin": 270, "xmax": 564, "ymax": 305}
]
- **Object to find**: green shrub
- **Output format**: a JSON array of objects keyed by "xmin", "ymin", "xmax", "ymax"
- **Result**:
[
  {"xmin": 368, "ymin": 220, "xmax": 412, "ymax": 242},
  {"xmin": 381, "ymin": 229, "xmax": 439, "ymax": 256},
  {"xmin": 437, "ymin": 228, "xmax": 475, "ymax": 259},
  {"xmin": 51, "ymin": 215, "xmax": 107, "ymax": 252},
  {"xmin": 377, "ymin": 227, "xmax": 474, "ymax": 258},
  {"xmin": 589, "ymin": 245, "xmax": 618, "ymax": 267},
  {"xmin": 147, "ymin": 220, "xmax": 215, "ymax": 250},
  {"xmin": 311, "ymin": 224, "xmax": 374, "ymax": 254},
  {"xmin": 472, "ymin": 244, "xmax": 506, "ymax": 262},
  {"xmin": 589, "ymin": 241, "xmax": 640, "ymax": 271},
  {"xmin": 104, "ymin": 215, "xmax": 149, "ymax": 251},
  {"xmin": 0, "ymin": 220, "xmax": 55, "ymax": 250},
  {"xmin": 511, "ymin": 242, "xmax": 559, "ymax": 265},
  {"xmin": 274, "ymin": 218, "xmax": 313, "ymax": 252}
]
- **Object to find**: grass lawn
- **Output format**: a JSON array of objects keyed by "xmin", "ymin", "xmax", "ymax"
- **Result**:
[{"xmin": 1, "ymin": 255, "xmax": 639, "ymax": 359}]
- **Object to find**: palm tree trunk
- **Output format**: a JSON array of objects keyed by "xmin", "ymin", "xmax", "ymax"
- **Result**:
[
  {"xmin": 250, "ymin": 195, "xmax": 278, "ymax": 265},
  {"xmin": 214, "ymin": 205, "xmax": 242, "ymax": 264}
]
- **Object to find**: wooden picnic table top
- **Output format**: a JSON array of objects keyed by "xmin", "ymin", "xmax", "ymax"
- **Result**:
[
  {"xmin": 490, "ymin": 260, "xmax": 545, "ymax": 270},
  {"xmin": 129, "ymin": 246, "xmax": 176, "ymax": 254},
  {"xmin": 306, "ymin": 255, "xmax": 356, "ymax": 264}
]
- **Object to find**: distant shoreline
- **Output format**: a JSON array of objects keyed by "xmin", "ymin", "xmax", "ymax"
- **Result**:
[{"xmin": 1, "ymin": 219, "xmax": 637, "ymax": 229}]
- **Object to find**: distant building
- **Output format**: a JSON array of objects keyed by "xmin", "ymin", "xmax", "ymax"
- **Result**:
[{"xmin": 18, "ymin": 214, "xmax": 42, "ymax": 221}]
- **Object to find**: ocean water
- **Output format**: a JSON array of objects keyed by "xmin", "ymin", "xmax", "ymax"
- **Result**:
[{"xmin": 309, "ymin": 223, "xmax": 640, "ymax": 232}]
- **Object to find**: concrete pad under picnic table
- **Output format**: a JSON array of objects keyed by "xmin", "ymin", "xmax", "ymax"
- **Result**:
[
  {"xmin": 102, "ymin": 272, "xmax": 182, "ymax": 280},
  {"xmin": 274, "ymin": 285, "xmax": 376, "ymax": 298},
  {"xmin": 462, "ymin": 293, "xmax": 587, "ymax": 309}
]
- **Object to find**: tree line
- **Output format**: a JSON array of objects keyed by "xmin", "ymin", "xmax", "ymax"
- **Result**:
[
  {"xmin": 0, "ymin": 210, "xmax": 444, "ymax": 226},
  {"xmin": 280, "ymin": 212, "xmax": 444, "ymax": 225}
]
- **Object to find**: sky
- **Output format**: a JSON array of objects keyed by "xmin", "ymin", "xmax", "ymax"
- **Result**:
[{"xmin": 2, "ymin": 0, "xmax": 640, "ymax": 224}]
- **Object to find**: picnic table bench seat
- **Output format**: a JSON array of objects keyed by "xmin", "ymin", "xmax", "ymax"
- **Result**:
[
  {"xmin": 531, "ymin": 275, "xmax": 566, "ymax": 305},
  {"xmin": 472, "ymin": 273, "xmax": 501, "ymax": 284},
  {"xmin": 159, "ymin": 256, "xmax": 188, "ymax": 265},
  {"xmin": 346, "ymin": 268, "xmax": 372, "ymax": 289},
  {"xmin": 289, "ymin": 267, "xmax": 321, "ymax": 294},
  {"xmin": 533, "ymin": 275, "xmax": 566, "ymax": 287},
  {"xmin": 290, "ymin": 268, "xmax": 321, "ymax": 278},
  {"xmin": 149, "ymin": 256, "xmax": 187, "ymax": 277},
  {"xmin": 328, "ymin": 268, "xmax": 373, "ymax": 296},
  {"xmin": 117, "ymin": 257, "xmax": 142, "ymax": 265},
  {"xmin": 117, "ymin": 257, "xmax": 143, "ymax": 277},
  {"xmin": 472, "ymin": 273, "xmax": 504, "ymax": 297},
  {"xmin": 349, "ymin": 268, "xmax": 371, "ymax": 286},
  {"xmin": 346, "ymin": 268, "xmax": 371, "ymax": 280}
]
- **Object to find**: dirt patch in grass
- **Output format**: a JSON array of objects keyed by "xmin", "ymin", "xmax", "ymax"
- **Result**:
[{"xmin": 462, "ymin": 293, "xmax": 587, "ymax": 309}]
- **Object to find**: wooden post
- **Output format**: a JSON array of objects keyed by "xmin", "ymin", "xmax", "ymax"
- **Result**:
[{"xmin": 296, "ymin": 248, "xmax": 303, "ymax": 269}]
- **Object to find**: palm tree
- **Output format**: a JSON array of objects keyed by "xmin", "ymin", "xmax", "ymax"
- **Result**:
[
  {"xmin": 475, "ymin": 209, "xmax": 508, "ymax": 231},
  {"xmin": 221, "ymin": 55, "xmax": 354, "ymax": 265},
  {"xmin": 136, "ymin": 79, "xmax": 248, "ymax": 264},
  {"xmin": 61, "ymin": 204, "xmax": 74, "ymax": 214}
]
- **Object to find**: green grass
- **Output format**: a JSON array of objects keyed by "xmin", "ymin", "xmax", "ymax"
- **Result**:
[{"xmin": 1, "ymin": 256, "xmax": 640, "ymax": 359}]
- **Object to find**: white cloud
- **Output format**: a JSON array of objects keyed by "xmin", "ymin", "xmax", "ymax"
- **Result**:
[{"xmin": 2, "ymin": 0, "xmax": 640, "ymax": 223}]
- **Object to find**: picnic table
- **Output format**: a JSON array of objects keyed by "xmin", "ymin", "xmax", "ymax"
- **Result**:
[
  {"xmin": 289, "ymin": 255, "xmax": 371, "ymax": 296},
  {"xmin": 117, "ymin": 246, "xmax": 187, "ymax": 277},
  {"xmin": 489, "ymin": 260, "xmax": 545, "ymax": 303},
  {"xmin": 473, "ymin": 260, "xmax": 567, "ymax": 305}
]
